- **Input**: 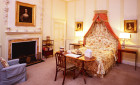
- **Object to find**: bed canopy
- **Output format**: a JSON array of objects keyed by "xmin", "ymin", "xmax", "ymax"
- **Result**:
[{"xmin": 83, "ymin": 10, "xmax": 121, "ymax": 63}]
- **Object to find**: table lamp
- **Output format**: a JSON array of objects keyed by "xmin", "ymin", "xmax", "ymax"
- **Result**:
[
  {"xmin": 75, "ymin": 31, "xmax": 84, "ymax": 44},
  {"xmin": 119, "ymin": 33, "xmax": 131, "ymax": 49}
]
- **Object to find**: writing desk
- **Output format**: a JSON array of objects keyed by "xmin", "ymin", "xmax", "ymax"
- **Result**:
[
  {"xmin": 118, "ymin": 48, "xmax": 138, "ymax": 70},
  {"xmin": 64, "ymin": 52, "xmax": 96, "ymax": 84}
]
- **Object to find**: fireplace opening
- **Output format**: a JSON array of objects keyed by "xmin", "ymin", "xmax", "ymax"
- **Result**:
[
  {"xmin": 12, "ymin": 41, "xmax": 39, "ymax": 64},
  {"xmin": 12, "ymin": 41, "xmax": 36, "ymax": 59}
]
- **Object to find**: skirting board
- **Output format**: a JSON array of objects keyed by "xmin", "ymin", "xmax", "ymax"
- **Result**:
[{"xmin": 122, "ymin": 60, "xmax": 140, "ymax": 67}]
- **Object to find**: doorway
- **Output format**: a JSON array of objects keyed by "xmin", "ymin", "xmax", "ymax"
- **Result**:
[{"xmin": 52, "ymin": 19, "xmax": 66, "ymax": 53}]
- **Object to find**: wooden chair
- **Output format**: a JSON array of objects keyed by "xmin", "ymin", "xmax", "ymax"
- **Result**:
[{"xmin": 54, "ymin": 52, "xmax": 76, "ymax": 85}]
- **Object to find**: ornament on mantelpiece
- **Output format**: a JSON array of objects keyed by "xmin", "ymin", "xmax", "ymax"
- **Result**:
[
  {"xmin": 15, "ymin": 28, "xmax": 18, "ymax": 32},
  {"xmin": 6, "ymin": 27, "xmax": 11, "ymax": 32},
  {"xmin": 46, "ymin": 36, "xmax": 50, "ymax": 40},
  {"xmin": 35, "ymin": 28, "xmax": 41, "ymax": 32}
]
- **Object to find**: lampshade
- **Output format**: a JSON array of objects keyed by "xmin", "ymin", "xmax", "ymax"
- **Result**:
[
  {"xmin": 75, "ymin": 31, "xmax": 84, "ymax": 37},
  {"xmin": 119, "ymin": 33, "xmax": 131, "ymax": 39}
]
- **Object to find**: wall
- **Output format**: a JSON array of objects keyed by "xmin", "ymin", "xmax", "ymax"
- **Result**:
[
  {"xmin": 43, "ymin": 0, "xmax": 66, "ymax": 40},
  {"xmin": 66, "ymin": 0, "xmax": 140, "ymax": 66},
  {"xmin": 0, "ymin": 0, "xmax": 2, "ymax": 45},
  {"xmin": 0, "ymin": 0, "xmax": 2, "ymax": 57},
  {"xmin": 0, "ymin": 0, "xmax": 7, "ymax": 58},
  {"xmin": 138, "ymin": 0, "xmax": 140, "ymax": 67},
  {"xmin": 138, "ymin": 0, "xmax": 140, "ymax": 45}
]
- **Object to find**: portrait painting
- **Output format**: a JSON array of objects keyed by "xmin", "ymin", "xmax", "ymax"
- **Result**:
[
  {"xmin": 124, "ymin": 20, "xmax": 137, "ymax": 33},
  {"xmin": 75, "ymin": 22, "xmax": 83, "ymax": 31},
  {"xmin": 15, "ymin": 1, "xmax": 36, "ymax": 26}
]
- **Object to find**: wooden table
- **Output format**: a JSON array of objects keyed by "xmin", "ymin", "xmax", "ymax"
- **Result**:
[
  {"xmin": 63, "ymin": 52, "xmax": 96, "ymax": 84},
  {"xmin": 118, "ymin": 48, "xmax": 138, "ymax": 70},
  {"xmin": 69, "ymin": 43, "xmax": 83, "ymax": 50}
]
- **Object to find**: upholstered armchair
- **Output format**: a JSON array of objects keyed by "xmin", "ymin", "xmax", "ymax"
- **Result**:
[{"xmin": 0, "ymin": 59, "xmax": 27, "ymax": 85}]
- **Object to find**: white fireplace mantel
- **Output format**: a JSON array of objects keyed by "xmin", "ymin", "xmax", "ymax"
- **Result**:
[{"xmin": 5, "ymin": 32, "xmax": 41, "ymax": 35}]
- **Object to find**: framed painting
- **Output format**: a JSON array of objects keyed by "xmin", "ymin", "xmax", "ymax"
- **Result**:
[
  {"xmin": 75, "ymin": 22, "xmax": 83, "ymax": 31},
  {"xmin": 15, "ymin": 1, "xmax": 36, "ymax": 26},
  {"xmin": 124, "ymin": 20, "xmax": 137, "ymax": 33}
]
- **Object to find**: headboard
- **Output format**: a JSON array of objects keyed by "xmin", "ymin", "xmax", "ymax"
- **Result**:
[{"xmin": 86, "ymin": 23, "xmax": 118, "ymax": 50}]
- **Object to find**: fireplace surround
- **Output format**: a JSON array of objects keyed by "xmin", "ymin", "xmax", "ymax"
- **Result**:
[{"xmin": 8, "ymin": 38, "xmax": 42, "ymax": 65}]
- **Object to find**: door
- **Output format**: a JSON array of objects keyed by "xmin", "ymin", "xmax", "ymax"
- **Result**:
[{"xmin": 52, "ymin": 19, "xmax": 66, "ymax": 53}]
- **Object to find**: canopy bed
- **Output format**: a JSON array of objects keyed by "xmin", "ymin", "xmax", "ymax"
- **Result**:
[{"xmin": 67, "ymin": 10, "xmax": 121, "ymax": 78}]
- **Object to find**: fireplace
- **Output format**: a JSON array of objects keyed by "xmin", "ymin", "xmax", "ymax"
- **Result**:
[
  {"xmin": 8, "ymin": 38, "xmax": 43, "ymax": 66},
  {"xmin": 12, "ymin": 41, "xmax": 36, "ymax": 63}
]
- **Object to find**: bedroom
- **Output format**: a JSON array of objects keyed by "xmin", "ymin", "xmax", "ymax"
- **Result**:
[{"xmin": 0, "ymin": 0, "xmax": 140, "ymax": 85}]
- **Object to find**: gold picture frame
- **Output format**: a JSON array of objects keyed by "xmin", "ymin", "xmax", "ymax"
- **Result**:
[
  {"xmin": 15, "ymin": 1, "xmax": 36, "ymax": 26},
  {"xmin": 75, "ymin": 22, "xmax": 83, "ymax": 31},
  {"xmin": 124, "ymin": 20, "xmax": 137, "ymax": 33}
]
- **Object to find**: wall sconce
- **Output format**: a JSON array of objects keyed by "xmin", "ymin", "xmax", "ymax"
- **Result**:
[{"xmin": 119, "ymin": 33, "xmax": 131, "ymax": 49}]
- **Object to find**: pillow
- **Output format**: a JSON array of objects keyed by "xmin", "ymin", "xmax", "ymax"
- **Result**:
[{"xmin": 0, "ymin": 57, "xmax": 9, "ymax": 68}]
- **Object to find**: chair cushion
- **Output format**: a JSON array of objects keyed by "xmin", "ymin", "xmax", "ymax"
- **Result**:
[
  {"xmin": 0, "ymin": 57, "xmax": 9, "ymax": 68},
  {"xmin": 58, "ymin": 63, "xmax": 76, "ymax": 71},
  {"xmin": 66, "ymin": 63, "xmax": 76, "ymax": 70}
]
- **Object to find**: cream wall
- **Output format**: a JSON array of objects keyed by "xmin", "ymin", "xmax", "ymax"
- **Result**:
[
  {"xmin": 138, "ymin": 0, "xmax": 140, "ymax": 66},
  {"xmin": 108, "ymin": 0, "xmax": 121, "ymax": 36},
  {"xmin": 42, "ymin": 0, "xmax": 52, "ymax": 38},
  {"xmin": 0, "ymin": 0, "xmax": 7, "ymax": 58},
  {"xmin": 138, "ymin": 0, "xmax": 140, "ymax": 45},
  {"xmin": 43, "ymin": 0, "xmax": 66, "ymax": 40},
  {"xmin": 0, "ymin": 0, "xmax": 2, "ymax": 57},
  {"xmin": 96, "ymin": 0, "xmax": 108, "ymax": 10},
  {"xmin": 0, "ymin": 0, "xmax": 2, "ymax": 44},
  {"xmin": 66, "ymin": 0, "xmax": 140, "ymax": 66}
]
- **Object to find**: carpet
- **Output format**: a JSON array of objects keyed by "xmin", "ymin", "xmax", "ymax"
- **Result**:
[{"xmin": 17, "ymin": 57, "xmax": 140, "ymax": 85}]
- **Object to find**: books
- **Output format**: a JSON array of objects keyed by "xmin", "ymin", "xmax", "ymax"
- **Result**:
[{"xmin": 66, "ymin": 54, "xmax": 81, "ymax": 58}]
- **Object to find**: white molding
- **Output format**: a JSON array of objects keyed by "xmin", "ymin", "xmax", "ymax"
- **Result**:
[
  {"xmin": 5, "ymin": 32, "xmax": 41, "ymax": 35},
  {"xmin": 7, "ymin": 35, "xmax": 42, "ymax": 41},
  {"xmin": 122, "ymin": 60, "xmax": 140, "ymax": 67}
]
